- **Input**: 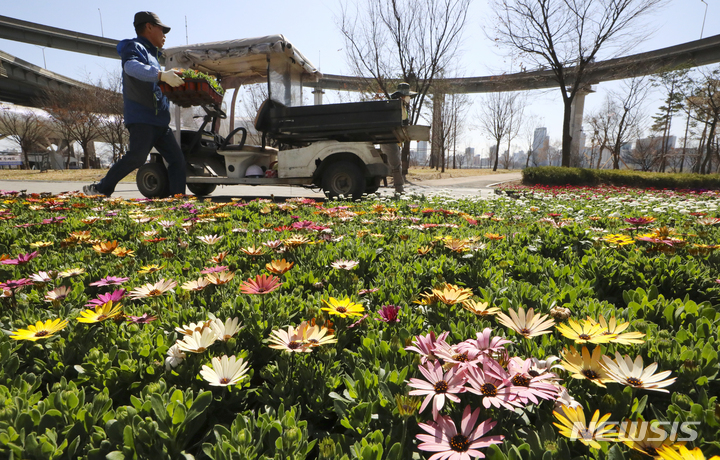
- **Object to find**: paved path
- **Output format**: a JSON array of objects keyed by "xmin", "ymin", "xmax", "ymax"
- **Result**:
[{"xmin": 0, "ymin": 171, "xmax": 522, "ymax": 201}]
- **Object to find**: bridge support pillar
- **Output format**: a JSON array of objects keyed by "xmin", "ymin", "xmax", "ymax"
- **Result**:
[
  {"xmin": 569, "ymin": 85, "xmax": 595, "ymax": 164},
  {"xmin": 313, "ymin": 87, "xmax": 324, "ymax": 105}
]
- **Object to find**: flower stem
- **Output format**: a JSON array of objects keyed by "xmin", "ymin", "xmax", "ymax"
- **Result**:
[{"xmin": 399, "ymin": 417, "xmax": 408, "ymax": 459}]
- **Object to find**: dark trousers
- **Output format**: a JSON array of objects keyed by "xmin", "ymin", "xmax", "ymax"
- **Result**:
[{"xmin": 97, "ymin": 124, "xmax": 186, "ymax": 196}]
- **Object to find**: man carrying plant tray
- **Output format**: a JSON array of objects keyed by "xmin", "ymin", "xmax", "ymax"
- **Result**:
[{"xmin": 83, "ymin": 11, "xmax": 186, "ymax": 197}]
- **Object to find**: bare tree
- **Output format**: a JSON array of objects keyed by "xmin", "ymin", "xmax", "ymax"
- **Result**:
[
  {"xmin": 338, "ymin": 0, "xmax": 471, "ymax": 173},
  {"xmin": 95, "ymin": 73, "xmax": 127, "ymax": 164},
  {"xmin": 624, "ymin": 135, "xmax": 660, "ymax": 171},
  {"xmin": 42, "ymin": 86, "xmax": 104, "ymax": 169},
  {"xmin": 585, "ymin": 77, "xmax": 648, "ymax": 169},
  {"xmin": 0, "ymin": 106, "xmax": 50, "ymax": 169},
  {"xmin": 488, "ymin": 0, "xmax": 665, "ymax": 167},
  {"xmin": 237, "ymin": 83, "xmax": 269, "ymax": 146},
  {"xmin": 430, "ymin": 92, "xmax": 470, "ymax": 171},
  {"xmin": 499, "ymin": 148, "xmax": 514, "ymax": 169},
  {"xmin": 687, "ymin": 67, "xmax": 720, "ymax": 174},
  {"xmin": 478, "ymin": 91, "xmax": 523, "ymax": 171}
]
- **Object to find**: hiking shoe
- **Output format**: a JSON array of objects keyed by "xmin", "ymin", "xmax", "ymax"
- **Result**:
[{"xmin": 82, "ymin": 184, "xmax": 106, "ymax": 196}]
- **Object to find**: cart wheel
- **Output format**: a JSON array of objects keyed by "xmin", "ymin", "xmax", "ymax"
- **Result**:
[
  {"xmin": 365, "ymin": 177, "xmax": 382, "ymax": 194},
  {"xmin": 322, "ymin": 161, "xmax": 365, "ymax": 200},
  {"xmin": 136, "ymin": 163, "xmax": 170, "ymax": 198},
  {"xmin": 187, "ymin": 183, "xmax": 217, "ymax": 197}
]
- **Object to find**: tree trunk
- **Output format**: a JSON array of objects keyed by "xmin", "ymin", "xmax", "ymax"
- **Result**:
[
  {"xmin": 680, "ymin": 114, "xmax": 691, "ymax": 173},
  {"xmin": 21, "ymin": 147, "xmax": 30, "ymax": 170},
  {"xmin": 701, "ymin": 119, "xmax": 716, "ymax": 174},
  {"xmin": 561, "ymin": 98, "xmax": 573, "ymax": 167},
  {"xmin": 693, "ymin": 122, "xmax": 708, "ymax": 173},
  {"xmin": 493, "ymin": 139, "xmax": 501, "ymax": 171}
]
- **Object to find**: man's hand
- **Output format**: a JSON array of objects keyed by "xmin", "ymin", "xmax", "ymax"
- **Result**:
[{"xmin": 159, "ymin": 70, "xmax": 184, "ymax": 87}]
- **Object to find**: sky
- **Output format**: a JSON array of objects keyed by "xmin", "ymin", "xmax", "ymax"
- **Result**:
[{"xmin": 1, "ymin": 0, "xmax": 719, "ymax": 159}]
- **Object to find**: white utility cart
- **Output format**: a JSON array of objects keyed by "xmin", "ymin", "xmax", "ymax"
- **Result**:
[{"xmin": 136, "ymin": 35, "xmax": 429, "ymax": 199}]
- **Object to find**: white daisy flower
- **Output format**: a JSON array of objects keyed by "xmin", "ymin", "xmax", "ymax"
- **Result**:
[
  {"xmin": 209, "ymin": 317, "xmax": 242, "ymax": 341},
  {"xmin": 200, "ymin": 355, "xmax": 250, "ymax": 386},
  {"xmin": 165, "ymin": 344, "xmax": 186, "ymax": 370},
  {"xmin": 176, "ymin": 328, "xmax": 217, "ymax": 353},
  {"xmin": 601, "ymin": 352, "xmax": 676, "ymax": 392}
]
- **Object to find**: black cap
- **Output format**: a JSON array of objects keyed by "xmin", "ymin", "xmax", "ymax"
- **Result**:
[{"xmin": 134, "ymin": 11, "xmax": 170, "ymax": 34}]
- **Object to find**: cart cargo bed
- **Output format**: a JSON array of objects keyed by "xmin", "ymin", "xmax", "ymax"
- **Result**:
[{"xmin": 265, "ymin": 99, "xmax": 423, "ymax": 144}]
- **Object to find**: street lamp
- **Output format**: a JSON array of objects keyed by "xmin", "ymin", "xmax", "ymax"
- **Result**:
[{"xmin": 701, "ymin": 0, "xmax": 708, "ymax": 39}]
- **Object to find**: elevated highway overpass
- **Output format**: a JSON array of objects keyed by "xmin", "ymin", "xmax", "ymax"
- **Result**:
[
  {"xmin": 2, "ymin": 13, "xmax": 720, "ymax": 156},
  {"xmin": 3, "ymin": 13, "xmax": 720, "ymax": 99}
]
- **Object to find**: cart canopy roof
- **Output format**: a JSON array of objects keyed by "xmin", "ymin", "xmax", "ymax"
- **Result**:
[{"xmin": 163, "ymin": 35, "xmax": 321, "ymax": 88}]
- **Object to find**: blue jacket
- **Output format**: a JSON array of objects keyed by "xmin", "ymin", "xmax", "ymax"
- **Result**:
[{"xmin": 117, "ymin": 36, "xmax": 171, "ymax": 127}]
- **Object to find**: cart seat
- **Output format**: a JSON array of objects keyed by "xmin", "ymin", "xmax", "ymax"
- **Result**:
[{"xmin": 218, "ymin": 144, "xmax": 278, "ymax": 154}]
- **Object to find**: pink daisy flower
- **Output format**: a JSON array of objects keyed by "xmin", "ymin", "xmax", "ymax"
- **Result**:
[
  {"xmin": 433, "ymin": 342, "xmax": 484, "ymax": 370},
  {"xmin": 416, "ymin": 405, "xmax": 504, "ymax": 460},
  {"xmin": 505, "ymin": 357, "xmax": 559, "ymax": 405},
  {"xmin": 464, "ymin": 362, "xmax": 521, "ymax": 410},
  {"xmin": 408, "ymin": 361, "xmax": 466, "ymax": 419},
  {"xmin": 405, "ymin": 331, "xmax": 450, "ymax": 365},
  {"xmin": 456, "ymin": 328, "xmax": 511, "ymax": 356}
]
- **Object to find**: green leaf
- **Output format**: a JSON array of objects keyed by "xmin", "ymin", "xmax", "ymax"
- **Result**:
[
  {"xmin": 184, "ymin": 391, "xmax": 212, "ymax": 426},
  {"xmin": 607, "ymin": 444, "xmax": 626, "ymax": 460},
  {"xmin": 484, "ymin": 444, "xmax": 507, "ymax": 460}
]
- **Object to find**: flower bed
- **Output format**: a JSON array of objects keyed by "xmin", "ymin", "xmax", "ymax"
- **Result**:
[{"xmin": 0, "ymin": 188, "xmax": 718, "ymax": 459}]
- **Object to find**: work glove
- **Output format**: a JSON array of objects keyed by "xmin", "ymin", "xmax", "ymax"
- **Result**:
[{"xmin": 159, "ymin": 70, "xmax": 184, "ymax": 87}]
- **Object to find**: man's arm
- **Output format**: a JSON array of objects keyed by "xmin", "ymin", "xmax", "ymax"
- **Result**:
[{"xmin": 124, "ymin": 60, "xmax": 160, "ymax": 82}]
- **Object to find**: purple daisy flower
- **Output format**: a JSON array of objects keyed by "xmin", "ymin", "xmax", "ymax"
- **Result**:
[
  {"xmin": 86, "ymin": 289, "xmax": 127, "ymax": 307},
  {"xmin": 376, "ymin": 305, "xmax": 401, "ymax": 324},
  {"xmin": 1, "ymin": 251, "xmax": 39, "ymax": 265},
  {"xmin": 127, "ymin": 313, "xmax": 158, "ymax": 324},
  {"xmin": 89, "ymin": 276, "xmax": 130, "ymax": 287},
  {"xmin": 201, "ymin": 265, "xmax": 229, "ymax": 274}
]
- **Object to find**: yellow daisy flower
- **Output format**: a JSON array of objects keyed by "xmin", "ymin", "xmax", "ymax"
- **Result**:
[
  {"xmin": 461, "ymin": 299, "xmax": 501, "ymax": 316},
  {"xmin": 321, "ymin": 297, "xmax": 365, "ymax": 318},
  {"xmin": 619, "ymin": 420, "xmax": 679, "ymax": 457},
  {"xmin": 93, "ymin": 241, "xmax": 119, "ymax": 254},
  {"xmin": 77, "ymin": 301, "xmax": 123, "ymax": 323},
  {"xmin": 602, "ymin": 234, "xmax": 635, "ymax": 246},
  {"xmin": 431, "ymin": 283, "xmax": 473, "ymax": 306},
  {"xmin": 556, "ymin": 318, "xmax": 617, "ymax": 344},
  {"xmin": 112, "ymin": 247, "xmax": 135, "ymax": 258},
  {"xmin": 586, "ymin": 315, "xmax": 645, "ymax": 345},
  {"xmin": 30, "ymin": 241, "xmax": 54, "ymax": 248},
  {"xmin": 553, "ymin": 405, "xmax": 617, "ymax": 449},
  {"xmin": 10, "ymin": 318, "xmax": 69, "ymax": 341},
  {"xmin": 561, "ymin": 345, "xmax": 614, "ymax": 387},
  {"xmin": 138, "ymin": 264, "xmax": 165, "ymax": 274},
  {"xmin": 266, "ymin": 259, "xmax": 295, "ymax": 275},
  {"xmin": 240, "ymin": 245, "xmax": 266, "ymax": 256},
  {"xmin": 417, "ymin": 246, "xmax": 433, "ymax": 255},
  {"xmin": 658, "ymin": 445, "xmax": 720, "ymax": 460}
]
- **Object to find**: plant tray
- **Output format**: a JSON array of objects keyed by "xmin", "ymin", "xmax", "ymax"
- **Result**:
[{"xmin": 159, "ymin": 78, "xmax": 223, "ymax": 108}]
